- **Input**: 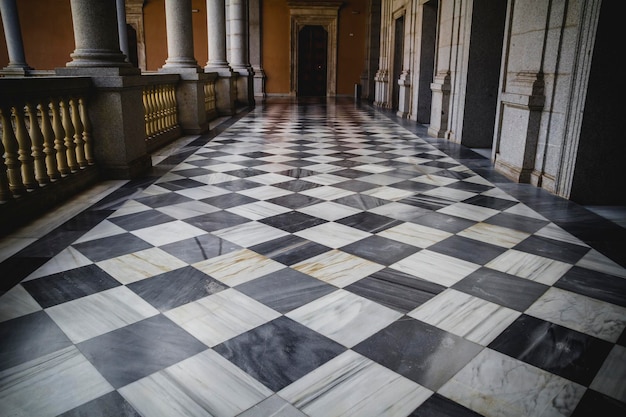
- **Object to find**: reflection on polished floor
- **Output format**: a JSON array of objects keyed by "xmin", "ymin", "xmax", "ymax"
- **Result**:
[{"xmin": 1, "ymin": 98, "xmax": 625, "ymax": 417}]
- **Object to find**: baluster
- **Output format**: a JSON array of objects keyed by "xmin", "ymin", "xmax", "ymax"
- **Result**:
[
  {"xmin": 148, "ymin": 86, "xmax": 157, "ymax": 137},
  {"xmin": 78, "ymin": 97, "xmax": 94, "ymax": 165},
  {"xmin": 142, "ymin": 87, "xmax": 151, "ymax": 139},
  {"xmin": 165, "ymin": 85, "xmax": 173, "ymax": 129},
  {"xmin": 39, "ymin": 101, "xmax": 61, "ymax": 180},
  {"xmin": 50, "ymin": 99, "xmax": 69, "ymax": 175},
  {"xmin": 0, "ymin": 135, "xmax": 10, "ymax": 201},
  {"xmin": 70, "ymin": 97, "xmax": 86, "ymax": 167},
  {"xmin": 13, "ymin": 105, "xmax": 38, "ymax": 189},
  {"xmin": 60, "ymin": 98, "xmax": 78, "ymax": 172},
  {"xmin": 156, "ymin": 85, "xmax": 166, "ymax": 134},
  {"xmin": 0, "ymin": 106, "xmax": 26, "ymax": 195},
  {"xmin": 26, "ymin": 102, "xmax": 49, "ymax": 185},
  {"xmin": 170, "ymin": 84, "xmax": 178, "ymax": 126}
]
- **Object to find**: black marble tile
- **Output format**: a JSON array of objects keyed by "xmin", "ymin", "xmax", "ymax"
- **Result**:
[
  {"xmin": 389, "ymin": 180, "xmax": 437, "ymax": 193},
  {"xmin": 134, "ymin": 192, "xmax": 194, "ymax": 208},
  {"xmin": 185, "ymin": 211, "xmax": 250, "ymax": 232},
  {"xmin": 273, "ymin": 179, "xmax": 321, "ymax": 192},
  {"xmin": 336, "ymin": 212, "xmax": 403, "ymax": 233},
  {"xmin": 0, "ymin": 311, "xmax": 73, "ymax": 371},
  {"xmin": 488, "ymin": 314, "xmax": 612, "ymax": 386},
  {"xmin": 514, "ymin": 235, "xmax": 591, "ymax": 264},
  {"xmin": 218, "ymin": 179, "xmax": 263, "ymax": 192},
  {"xmin": 276, "ymin": 168, "xmax": 318, "ymax": 179},
  {"xmin": 483, "ymin": 212, "xmax": 550, "ymax": 234},
  {"xmin": 173, "ymin": 167, "xmax": 218, "ymax": 178},
  {"xmin": 59, "ymin": 210, "xmax": 114, "ymax": 232},
  {"xmin": 0, "ymin": 256, "xmax": 50, "ymax": 294},
  {"xmin": 331, "ymin": 168, "xmax": 372, "ymax": 179},
  {"xmin": 17, "ymin": 229, "xmax": 86, "ymax": 257},
  {"xmin": 333, "ymin": 194, "xmax": 390, "ymax": 210},
  {"xmin": 399, "ymin": 194, "xmax": 454, "ymax": 211},
  {"xmin": 353, "ymin": 316, "xmax": 482, "ymax": 391},
  {"xmin": 77, "ymin": 315, "xmax": 207, "ymax": 389},
  {"xmin": 201, "ymin": 193, "xmax": 258, "ymax": 209},
  {"xmin": 462, "ymin": 195, "xmax": 518, "ymax": 211},
  {"xmin": 423, "ymin": 160, "xmax": 459, "ymax": 170},
  {"xmin": 444, "ymin": 180, "xmax": 493, "ymax": 194},
  {"xmin": 430, "ymin": 170, "xmax": 473, "ymax": 180},
  {"xmin": 428, "ymin": 235, "xmax": 507, "ymax": 265},
  {"xmin": 408, "ymin": 393, "xmax": 485, "ymax": 417},
  {"xmin": 571, "ymin": 389, "xmax": 626, "ymax": 417},
  {"xmin": 345, "ymin": 268, "xmax": 445, "ymax": 313},
  {"xmin": 72, "ymin": 233, "xmax": 153, "ymax": 263},
  {"xmin": 22, "ymin": 264, "xmax": 121, "ymax": 308},
  {"xmin": 410, "ymin": 212, "xmax": 476, "ymax": 233},
  {"xmin": 235, "ymin": 268, "xmax": 336, "ymax": 314},
  {"xmin": 554, "ymin": 266, "xmax": 626, "ymax": 308},
  {"xmin": 249, "ymin": 234, "xmax": 331, "ymax": 265},
  {"xmin": 453, "ymin": 267, "xmax": 549, "ymax": 311},
  {"xmin": 266, "ymin": 193, "xmax": 324, "ymax": 210},
  {"xmin": 214, "ymin": 316, "xmax": 345, "ymax": 391},
  {"xmin": 58, "ymin": 391, "xmax": 141, "ymax": 417},
  {"xmin": 159, "ymin": 234, "xmax": 241, "ymax": 264},
  {"xmin": 240, "ymin": 151, "xmax": 274, "ymax": 159},
  {"xmin": 341, "ymin": 235, "xmax": 420, "ymax": 265},
  {"xmin": 107, "ymin": 210, "xmax": 176, "ymax": 231},
  {"xmin": 157, "ymin": 178, "xmax": 209, "ymax": 191},
  {"xmin": 223, "ymin": 168, "xmax": 268, "ymax": 178},
  {"xmin": 333, "ymin": 179, "xmax": 379, "ymax": 192},
  {"xmin": 127, "ymin": 266, "xmax": 227, "ymax": 311},
  {"xmin": 259, "ymin": 211, "xmax": 327, "ymax": 233}
]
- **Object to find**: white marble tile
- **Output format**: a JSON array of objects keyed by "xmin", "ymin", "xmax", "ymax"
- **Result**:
[
  {"xmin": 73, "ymin": 220, "xmax": 127, "ymax": 244},
  {"xmin": 463, "ymin": 175, "xmax": 494, "ymax": 186},
  {"xmin": 237, "ymin": 394, "xmax": 307, "ymax": 417},
  {"xmin": 131, "ymin": 220, "xmax": 207, "ymax": 247},
  {"xmin": 279, "ymin": 350, "xmax": 431, "ymax": 417},
  {"xmin": 108, "ymin": 200, "xmax": 152, "ymax": 218},
  {"xmin": 292, "ymin": 249, "xmax": 384, "ymax": 288},
  {"xmin": 412, "ymin": 174, "xmax": 458, "ymax": 186},
  {"xmin": 140, "ymin": 184, "xmax": 171, "ymax": 196},
  {"xmin": 438, "ymin": 348, "xmax": 585, "ymax": 417},
  {"xmin": 287, "ymin": 289, "xmax": 402, "ymax": 347},
  {"xmin": 576, "ymin": 249, "xmax": 626, "ymax": 278},
  {"xmin": 248, "ymin": 172, "xmax": 294, "ymax": 185},
  {"xmin": 422, "ymin": 187, "xmax": 476, "ymax": 202},
  {"xmin": 457, "ymin": 223, "xmax": 531, "ymax": 248},
  {"xmin": 193, "ymin": 249, "xmax": 285, "ymax": 286},
  {"xmin": 303, "ymin": 173, "xmax": 347, "ymax": 186},
  {"xmin": 172, "ymin": 162, "xmax": 204, "ymax": 172},
  {"xmin": 212, "ymin": 221, "xmax": 289, "ymax": 247},
  {"xmin": 535, "ymin": 223, "xmax": 589, "ymax": 247},
  {"xmin": 378, "ymin": 223, "xmax": 452, "ymax": 248},
  {"xmin": 165, "ymin": 289, "xmax": 280, "ymax": 347},
  {"xmin": 391, "ymin": 156, "xmax": 434, "ymax": 165},
  {"xmin": 239, "ymin": 185, "xmax": 293, "ymax": 200},
  {"xmin": 260, "ymin": 155, "xmax": 298, "ymax": 163},
  {"xmin": 175, "ymin": 184, "xmax": 230, "ymax": 200},
  {"xmin": 24, "ymin": 246, "xmax": 93, "ymax": 281},
  {"xmin": 503, "ymin": 203, "xmax": 548, "ymax": 220},
  {"xmin": 156, "ymin": 201, "xmax": 220, "ymax": 219},
  {"xmin": 255, "ymin": 163, "xmax": 298, "ymax": 173},
  {"xmin": 297, "ymin": 202, "xmax": 361, "ymax": 221},
  {"xmin": 0, "ymin": 237, "xmax": 36, "ymax": 263},
  {"xmin": 214, "ymin": 154, "xmax": 253, "ymax": 163},
  {"xmin": 97, "ymin": 247, "xmax": 188, "ymax": 284},
  {"xmin": 0, "ymin": 284, "xmax": 42, "ymax": 322},
  {"xmin": 590, "ymin": 345, "xmax": 626, "ymax": 402},
  {"xmin": 352, "ymin": 164, "xmax": 394, "ymax": 174},
  {"xmin": 526, "ymin": 287, "xmax": 626, "ymax": 343},
  {"xmin": 226, "ymin": 201, "xmax": 292, "ymax": 220},
  {"xmin": 408, "ymin": 289, "xmax": 520, "ymax": 345},
  {"xmin": 154, "ymin": 172, "xmax": 186, "ymax": 184},
  {"xmin": 46, "ymin": 286, "xmax": 159, "ymax": 343},
  {"xmin": 300, "ymin": 186, "xmax": 355, "ymax": 201},
  {"xmin": 203, "ymin": 162, "xmax": 247, "ymax": 173},
  {"xmin": 437, "ymin": 202, "xmax": 500, "ymax": 222},
  {"xmin": 0, "ymin": 346, "xmax": 113, "ymax": 417},
  {"xmin": 390, "ymin": 250, "xmax": 481, "ymax": 287},
  {"xmin": 485, "ymin": 249, "xmax": 572, "ymax": 285},
  {"xmin": 120, "ymin": 349, "xmax": 272, "ymax": 417},
  {"xmin": 190, "ymin": 172, "xmax": 239, "ymax": 185},
  {"xmin": 362, "ymin": 186, "xmax": 413, "ymax": 201},
  {"xmin": 294, "ymin": 223, "xmax": 371, "ymax": 248}
]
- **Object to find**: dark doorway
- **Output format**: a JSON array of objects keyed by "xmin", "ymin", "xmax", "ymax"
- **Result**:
[
  {"xmin": 298, "ymin": 25, "xmax": 328, "ymax": 97},
  {"xmin": 392, "ymin": 15, "xmax": 405, "ymax": 110},
  {"xmin": 126, "ymin": 24, "xmax": 139, "ymax": 68}
]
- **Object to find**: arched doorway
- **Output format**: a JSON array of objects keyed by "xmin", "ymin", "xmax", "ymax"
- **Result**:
[{"xmin": 297, "ymin": 25, "xmax": 328, "ymax": 96}]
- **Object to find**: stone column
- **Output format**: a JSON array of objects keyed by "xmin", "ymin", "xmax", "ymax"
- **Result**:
[
  {"xmin": 160, "ymin": 0, "xmax": 210, "ymax": 134},
  {"xmin": 0, "ymin": 0, "xmax": 32, "ymax": 74},
  {"xmin": 228, "ymin": 0, "xmax": 254, "ymax": 105},
  {"xmin": 162, "ymin": 0, "xmax": 199, "ymax": 69},
  {"xmin": 116, "ymin": 0, "xmax": 130, "ymax": 62},
  {"xmin": 249, "ymin": 0, "xmax": 265, "ymax": 101},
  {"xmin": 205, "ymin": 0, "xmax": 236, "ymax": 115}
]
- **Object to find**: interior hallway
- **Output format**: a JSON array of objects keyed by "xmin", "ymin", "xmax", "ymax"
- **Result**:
[{"xmin": 0, "ymin": 98, "xmax": 625, "ymax": 417}]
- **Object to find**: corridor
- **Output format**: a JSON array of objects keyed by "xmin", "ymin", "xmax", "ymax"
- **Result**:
[{"xmin": 0, "ymin": 98, "xmax": 625, "ymax": 416}]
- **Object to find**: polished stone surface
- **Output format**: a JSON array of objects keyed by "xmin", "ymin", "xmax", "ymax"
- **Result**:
[{"xmin": 0, "ymin": 99, "xmax": 625, "ymax": 416}]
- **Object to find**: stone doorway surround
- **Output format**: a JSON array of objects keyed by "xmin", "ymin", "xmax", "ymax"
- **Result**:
[{"xmin": 287, "ymin": 0, "xmax": 343, "ymax": 97}]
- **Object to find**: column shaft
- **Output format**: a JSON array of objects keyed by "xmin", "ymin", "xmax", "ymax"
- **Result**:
[
  {"xmin": 162, "ymin": 0, "xmax": 199, "ymax": 69},
  {"xmin": 0, "ymin": 0, "xmax": 31, "ymax": 70},
  {"xmin": 116, "ymin": 0, "xmax": 130, "ymax": 62},
  {"xmin": 206, "ymin": 0, "xmax": 229, "ymax": 69}
]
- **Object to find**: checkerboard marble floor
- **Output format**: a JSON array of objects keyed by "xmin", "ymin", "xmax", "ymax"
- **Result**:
[{"xmin": 1, "ymin": 98, "xmax": 625, "ymax": 417}]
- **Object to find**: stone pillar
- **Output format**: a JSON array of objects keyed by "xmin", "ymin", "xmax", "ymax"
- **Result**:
[
  {"xmin": 57, "ymin": 0, "xmax": 149, "ymax": 179},
  {"xmin": 397, "ymin": 69, "xmax": 411, "ymax": 118},
  {"xmin": 205, "ymin": 0, "xmax": 236, "ymax": 115},
  {"xmin": 160, "ymin": 0, "xmax": 209, "ymax": 134},
  {"xmin": 249, "ymin": 0, "xmax": 265, "ymax": 101},
  {"xmin": 116, "ymin": 0, "xmax": 130, "ymax": 62},
  {"xmin": 0, "ymin": 0, "xmax": 32, "ymax": 74},
  {"xmin": 228, "ymin": 0, "xmax": 254, "ymax": 105}
]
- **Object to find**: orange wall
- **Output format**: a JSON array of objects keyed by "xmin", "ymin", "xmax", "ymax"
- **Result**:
[
  {"xmin": 261, "ymin": 0, "xmax": 368, "ymax": 95},
  {"xmin": 0, "ymin": 0, "xmax": 74, "ymax": 70}
]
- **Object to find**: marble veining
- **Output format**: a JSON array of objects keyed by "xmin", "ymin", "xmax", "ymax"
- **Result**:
[
  {"xmin": 292, "ymin": 249, "xmax": 385, "ymax": 287},
  {"xmin": 390, "ymin": 250, "xmax": 481, "ymax": 287},
  {"xmin": 96, "ymin": 247, "xmax": 188, "ymax": 285},
  {"xmin": 193, "ymin": 249, "xmax": 285, "ymax": 286},
  {"xmin": 379, "ymin": 223, "xmax": 453, "ymax": 248},
  {"xmin": 485, "ymin": 249, "xmax": 572, "ymax": 285}
]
